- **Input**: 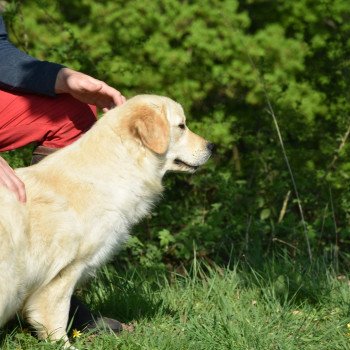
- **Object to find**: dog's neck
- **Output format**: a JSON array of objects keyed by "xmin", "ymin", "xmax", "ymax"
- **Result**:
[{"xmin": 73, "ymin": 117, "xmax": 165, "ymax": 201}]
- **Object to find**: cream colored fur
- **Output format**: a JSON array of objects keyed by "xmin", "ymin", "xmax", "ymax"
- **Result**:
[{"xmin": 0, "ymin": 95, "xmax": 212, "ymax": 347}]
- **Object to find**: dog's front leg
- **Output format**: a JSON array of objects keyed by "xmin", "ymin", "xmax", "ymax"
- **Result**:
[{"xmin": 23, "ymin": 265, "xmax": 83, "ymax": 348}]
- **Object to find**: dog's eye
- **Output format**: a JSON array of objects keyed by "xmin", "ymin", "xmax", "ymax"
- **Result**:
[{"xmin": 178, "ymin": 123, "xmax": 186, "ymax": 130}]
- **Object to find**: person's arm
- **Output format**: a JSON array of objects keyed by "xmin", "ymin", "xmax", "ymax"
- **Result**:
[
  {"xmin": 0, "ymin": 16, "xmax": 63, "ymax": 96},
  {"xmin": 0, "ymin": 17, "xmax": 126, "ymax": 107},
  {"xmin": 0, "ymin": 17, "xmax": 125, "ymax": 203}
]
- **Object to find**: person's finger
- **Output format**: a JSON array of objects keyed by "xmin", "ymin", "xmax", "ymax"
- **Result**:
[
  {"xmin": 0, "ymin": 172, "xmax": 26, "ymax": 203},
  {"xmin": 78, "ymin": 79, "xmax": 103, "ymax": 93},
  {"xmin": 12, "ymin": 176, "xmax": 26, "ymax": 203},
  {"xmin": 8, "ymin": 177, "xmax": 26, "ymax": 203},
  {"xmin": 0, "ymin": 157, "xmax": 26, "ymax": 203},
  {"xmin": 113, "ymin": 92, "xmax": 124, "ymax": 106},
  {"xmin": 101, "ymin": 95, "xmax": 126, "ymax": 112},
  {"xmin": 99, "ymin": 84, "xmax": 124, "ymax": 106}
]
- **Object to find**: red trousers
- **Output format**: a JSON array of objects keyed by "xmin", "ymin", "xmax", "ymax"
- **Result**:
[{"xmin": 0, "ymin": 90, "xmax": 97, "ymax": 152}]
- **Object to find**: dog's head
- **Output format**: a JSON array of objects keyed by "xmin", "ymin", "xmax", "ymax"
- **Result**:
[{"xmin": 116, "ymin": 95, "xmax": 213, "ymax": 174}]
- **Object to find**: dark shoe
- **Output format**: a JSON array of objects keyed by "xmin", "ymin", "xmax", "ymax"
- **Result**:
[
  {"xmin": 30, "ymin": 146, "xmax": 58, "ymax": 165},
  {"xmin": 69, "ymin": 296, "xmax": 123, "ymax": 334},
  {"xmin": 85, "ymin": 316, "xmax": 123, "ymax": 334}
]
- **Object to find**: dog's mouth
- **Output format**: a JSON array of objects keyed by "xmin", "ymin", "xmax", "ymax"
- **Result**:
[{"xmin": 174, "ymin": 158, "xmax": 199, "ymax": 171}]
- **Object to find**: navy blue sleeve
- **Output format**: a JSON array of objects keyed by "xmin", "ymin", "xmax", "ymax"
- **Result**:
[{"xmin": 0, "ymin": 16, "xmax": 64, "ymax": 96}]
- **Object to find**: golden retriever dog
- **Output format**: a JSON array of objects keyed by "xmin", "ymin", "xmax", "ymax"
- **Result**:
[{"xmin": 0, "ymin": 94, "xmax": 213, "ymax": 347}]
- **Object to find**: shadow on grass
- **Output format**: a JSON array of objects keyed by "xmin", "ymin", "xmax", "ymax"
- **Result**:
[
  {"xmin": 80, "ymin": 266, "xmax": 175, "ymax": 324},
  {"xmin": 0, "ymin": 266, "xmax": 174, "ymax": 347}
]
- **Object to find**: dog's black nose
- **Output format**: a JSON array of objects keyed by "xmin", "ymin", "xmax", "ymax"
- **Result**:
[{"xmin": 207, "ymin": 142, "xmax": 216, "ymax": 152}]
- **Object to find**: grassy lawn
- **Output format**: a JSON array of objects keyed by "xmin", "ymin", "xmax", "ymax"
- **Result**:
[{"xmin": 1, "ymin": 257, "xmax": 350, "ymax": 349}]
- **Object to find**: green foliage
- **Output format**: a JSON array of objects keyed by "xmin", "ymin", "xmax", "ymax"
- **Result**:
[{"xmin": 2, "ymin": 0, "xmax": 350, "ymax": 267}]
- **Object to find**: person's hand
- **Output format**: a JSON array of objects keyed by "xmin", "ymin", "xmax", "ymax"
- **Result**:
[
  {"xmin": 55, "ymin": 68, "xmax": 126, "ymax": 112},
  {"xmin": 0, "ymin": 156, "xmax": 26, "ymax": 203}
]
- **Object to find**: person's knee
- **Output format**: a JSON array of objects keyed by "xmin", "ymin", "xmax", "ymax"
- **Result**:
[{"xmin": 41, "ymin": 95, "xmax": 97, "ymax": 149}]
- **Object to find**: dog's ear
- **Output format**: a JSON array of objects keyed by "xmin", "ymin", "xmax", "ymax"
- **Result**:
[{"xmin": 130, "ymin": 104, "xmax": 169, "ymax": 154}]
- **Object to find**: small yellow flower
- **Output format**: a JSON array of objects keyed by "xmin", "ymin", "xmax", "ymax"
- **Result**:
[
  {"xmin": 344, "ymin": 323, "xmax": 350, "ymax": 337},
  {"xmin": 72, "ymin": 329, "xmax": 82, "ymax": 338}
]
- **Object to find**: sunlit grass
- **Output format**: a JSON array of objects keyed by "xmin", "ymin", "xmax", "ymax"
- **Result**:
[{"xmin": 1, "ymin": 257, "xmax": 350, "ymax": 349}]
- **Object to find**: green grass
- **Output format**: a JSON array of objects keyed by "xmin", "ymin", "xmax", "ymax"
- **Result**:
[{"xmin": 2, "ymin": 256, "xmax": 350, "ymax": 349}]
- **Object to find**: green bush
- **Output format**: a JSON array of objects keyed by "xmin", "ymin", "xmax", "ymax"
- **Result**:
[{"xmin": 2, "ymin": 0, "xmax": 350, "ymax": 267}]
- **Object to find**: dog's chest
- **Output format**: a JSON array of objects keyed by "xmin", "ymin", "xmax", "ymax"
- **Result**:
[{"xmin": 80, "ymin": 192, "xmax": 156, "ymax": 269}]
